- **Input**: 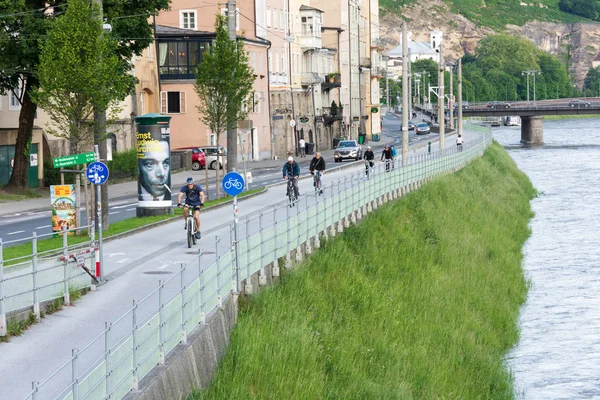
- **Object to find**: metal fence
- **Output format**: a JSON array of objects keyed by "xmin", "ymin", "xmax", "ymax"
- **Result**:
[
  {"xmin": 19, "ymin": 127, "xmax": 492, "ymax": 400},
  {"xmin": 0, "ymin": 225, "xmax": 98, "ymax": 337}
]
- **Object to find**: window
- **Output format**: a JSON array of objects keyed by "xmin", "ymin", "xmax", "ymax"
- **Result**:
[
  {"xmin": 109, "ymin": 133, "xmax": 117, "ymax": 153},
  {"xmin": 148, "ymin": 44, "xmax": 153, "ymax": 61},
  {"xmin": 210, "ymin": 134, "xmax": 216, "ymax": 146},
  {"xmin": 269, "ymin": 50, "xmax": 273, "ymax": 72},
  {"xmin": 301, "ymin": 16, "xmax": 313, "ymax": 37},
  {"xmin": 160, "ymin": 91, "xmax": 186, "ymax": 114},
  {"xmin": 9, "ymin": 86, "xmax": 22, "ymax": 111},
  {"xmin": 251, "ymin": 51, "xmax": 257, "ymax": 71},
  {"xmin": 158, "ymin": 40, "xmax": 210, "ymax": 79},
  {"xmin": 266, "ymin": 8, "xmax": 271, "ymax": 27},
  {"xmin": 280, "ymin": 10, "xmax": 285, "ymax": 30},
  {"xmin": 180, "ymin": 10, "xmax": 197, "ymax": 30},
  {"xmin": 258, "ymin": 53, "xmax": 263, "ymax": 74},
  {"xmin": 139, "ymin": 92, "xmax": 146, "ymax": 115},
  {"xmin": 281, "ymin": 48, "xmax": 285, "ymax": 75},
  {"xmin": 221, "ymin": 8, "xmax": 240, "ymax": 30},
  {"xmin": 253, "ymin": 92, "xmax": 264, "ymax": 113},
  {"xmin": 273, "ymin": 9, "xmax": 278, "ymax": 30},
  {"xmin": 275, "ymin": 49, "xmax": 279, "ymax": 73}
]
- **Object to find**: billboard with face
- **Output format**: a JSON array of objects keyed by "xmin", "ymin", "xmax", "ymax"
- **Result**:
[{"xmin": 137, "ymin": 124, "xmax": 171, "ymax": 206}]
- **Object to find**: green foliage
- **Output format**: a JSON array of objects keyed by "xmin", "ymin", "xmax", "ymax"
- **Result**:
[
  {"xmin": 195, "ymin": 14, "xmax": 255, "ymax": 140},
  {"xmin": 188, "ymin": 142, "xmax": 536, "ymax": 399},
  {"xmin": 379, "ymin": 0, "xmax": 586, "ymax": 29},
  {"xmin": 584, "ymin": 66, "xmax": 600, "ymax": 95},
  {"xmin": 33, "ymin": 0, "xmax": 133, "ymax": 154},
  {"xmin": 559, "ymin": 0, "xmax": 599, "ymax": 19},
  {"xmin": 107, "ymin": 148, "xmax": 138, "ymax": 180}
]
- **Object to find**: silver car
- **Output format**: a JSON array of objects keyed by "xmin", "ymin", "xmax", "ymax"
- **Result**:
[
  {"xmin": 200, "ymin": 146, "xmax": 227, "ymax": 170},
  {"xmin": 334, "ymin": 140, "xmax": 363, "ymax": 162}
]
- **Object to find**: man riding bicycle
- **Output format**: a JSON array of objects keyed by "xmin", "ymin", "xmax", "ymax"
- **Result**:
[
  {"xmin": 309, "ymin": 152, "xmax": 326, "ymax": 195},
  {"xmin": 282, "ymin": 156, "xmax": 300, "ymax": 198},
  {"xmin": 177, "ymin": 177, "xmax": 205, "ymax": 239}
]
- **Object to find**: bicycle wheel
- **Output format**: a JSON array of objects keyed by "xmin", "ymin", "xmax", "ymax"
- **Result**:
[
  {"xmin": 192, "ymin": 220, "xmax": 198, "ymax": 245},
  {"xmin": 187, "ymin": 219, "xmax": 193, "ymax": 248}
]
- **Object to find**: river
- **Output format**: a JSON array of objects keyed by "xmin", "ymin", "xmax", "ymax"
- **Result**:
[{"xmin": 494, "ymin": 118, "xmax": 600, "ymax": 399}]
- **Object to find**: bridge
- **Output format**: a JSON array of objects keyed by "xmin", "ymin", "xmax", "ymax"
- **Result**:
[{"xmin": 419, "ymin": 99, "xmax": 600, "ymax": 143}]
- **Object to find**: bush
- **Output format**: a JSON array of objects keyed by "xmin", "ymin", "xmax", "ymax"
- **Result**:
[
  {"xmin": 44, "ymin": 161, "xmax": 74, "ymax": 186},
  {"xmin": 108, "ymin": 148, "xmax": 138, "ymax": 181}
]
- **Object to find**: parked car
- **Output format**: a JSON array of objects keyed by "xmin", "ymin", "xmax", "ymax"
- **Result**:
[
  {"xmin": 334, "ymin": 140, "xmax": 362, "ymax": 162},
  {"xmin": 487, "ymin": 101, "xmax": 511, "ymax": 109},
  {"xmin": 415, "ymin": 122, "xmax": 431, "ymax": 135},
  {"xmin": 454, "ymin": 101, "xmax": 469, "ymax": 109},
  {"xmin": 408, "ymin": 120, "xmax": 416, "ymax": 130},
  {"xmin": 569, "ymin": 99, "xmax": 591, "ymax": 107},
  {"xmin": 200, "ymin": 146, "xmax": 227, "ymax": 170},
  {"xmin": 174, "ymin": 147, "xmax": 206, "ymax": 171}
]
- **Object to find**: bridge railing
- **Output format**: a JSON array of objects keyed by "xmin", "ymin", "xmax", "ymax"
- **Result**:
[{"xmin": 20, "ymin": 127, "xmax": 493, "ymax": 400}]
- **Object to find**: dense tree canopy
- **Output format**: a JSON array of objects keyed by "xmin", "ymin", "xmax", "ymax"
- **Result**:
[{"xmin": 558, "ymin": 0, "xmax": 599, "ymax": 20}]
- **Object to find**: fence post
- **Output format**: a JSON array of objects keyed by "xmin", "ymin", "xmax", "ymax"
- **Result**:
[
  {"xmin": 32, "ymin": 232, "xmax": 40, "ymax": 319},
  {"xmin": 62, "ymin": 226, "xmax": 70, "ymax": 306},
  {"xmin": 0, "ymin": 239, "xmax": 6, "ymax": 337},
  {"xmin": 285, "ymin": 203, "xmax": 292, "ymax": 269},
  {"xmin": 180, "ymin": 263, "xmax": 187, "ymax": 344},
  {"xmin": 198, "ymin": 250, "xmax": 206, "ymax": 324},
  {"xmin": 215, "ymin": 236, "xmax": 222, "ymax": 308},
  {"xmin": 104, "ymin": 322, "xmax": 112, "ymax": 396},
  {"xmin": 31, "ymin": 381, "xmax": 39, "ymax": 400},
  {"xmin": 158, "ymin": 280, "xmax": 165, "ymax": 364},
  {"xmin": 258, "ymin": 212, "xmax": 266, "ymax": 286},
  {"xmin": 71, "ymin": 349, "xmax": 79, "ymax": 400},
  {"xmin": 244, "ymin": 219, "xmax": 253, "ymax": 294},
  {"xmin": 132, "ymin": 300, "xmax": 139, "ymax": 391},
  {"xmin": 271, "ymin": 208, "xmax": 279, "ymax": 279}
]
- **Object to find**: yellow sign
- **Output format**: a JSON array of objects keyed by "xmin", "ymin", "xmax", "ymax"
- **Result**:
[{"xmin": 50, "ymin": 185, "xmax": 77, "ymax": 234}]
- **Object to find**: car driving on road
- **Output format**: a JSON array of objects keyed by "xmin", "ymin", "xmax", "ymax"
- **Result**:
[
  {"xmin": 334, "ymin": 140, "xmax": 363, "ymax": 162},
  {"xmin": 487, "ymin": 101, "xmax": 511, "ymax": 109},
  {"xmin": 416, "ymin": 122, "xmax": 431, "ymax": 135},
  {"xmin": 569, "ymin": 99, "xmax": 591, "ymax": 108}
]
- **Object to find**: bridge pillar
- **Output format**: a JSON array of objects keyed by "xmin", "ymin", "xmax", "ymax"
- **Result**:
[{"xmin": 521, "ymin": 116, "xmax": 544, "ymax": 144}]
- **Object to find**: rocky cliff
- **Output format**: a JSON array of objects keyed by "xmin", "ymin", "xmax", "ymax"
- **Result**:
[{"xmin": 380, "ymin": 0, "xmax": 600, "ymax": 86}]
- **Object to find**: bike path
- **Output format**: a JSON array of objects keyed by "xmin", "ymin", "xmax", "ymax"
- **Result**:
[{"xmin": 0, "ymin": 129, "xmax": 479, "ymax": 400}]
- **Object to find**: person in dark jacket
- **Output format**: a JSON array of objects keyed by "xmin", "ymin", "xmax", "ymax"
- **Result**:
[
  {"xmin": 381, "ymin": 145, "xmax": 393, "ymax": 172},
  {"xmin": 282, "ymin": 156, "xmax": 300, "ymax": 197},
  {"xmin": 309, "ymin": 152, "xmax": 326, "ymax": 194},
  {"xmin": 363, "ymin": 146, "xmax": 375, "ymax": 178}
]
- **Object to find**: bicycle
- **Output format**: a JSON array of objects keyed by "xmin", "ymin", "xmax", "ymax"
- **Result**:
[
  {"xmin": 178, "ymin": 204, "xmax": 202, "ymax": 248},
  {"xmin": 312, "ymin": 170, "xmax": 323, "ymax": 195},
  {"xmin": 223, "ymin": 177, "xmax": 243, "ymax": 190},
  {"xmin": 286, "ymin": 176, "xmax": 298, "ymax": 207},
  {"xmin": 364, "ymin": 160, "xmax": 374, "ymax": 179}
]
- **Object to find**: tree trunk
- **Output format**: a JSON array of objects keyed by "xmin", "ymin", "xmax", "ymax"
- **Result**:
[
  {"xmin": 5, "ymin": 77, "xmax": 38, "ymax": 191},
  {"xmin": 94, "ymin": 107, "xmax": 109, "ymax": 230}
]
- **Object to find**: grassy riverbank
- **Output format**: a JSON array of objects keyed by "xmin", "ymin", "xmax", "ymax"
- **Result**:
[{"xmin": 189, "ymin": 142, "xmax": 536, "ymax": 399}]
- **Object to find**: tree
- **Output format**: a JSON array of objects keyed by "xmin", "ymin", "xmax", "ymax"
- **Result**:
[
  {"xmin": 0, "ymin": 0, "xmax": 169, "ymax": 191},
  {"xmin": 584, "ymin": 66, "xmax": 600, "ymax": 96},
  {"xmin": 34, "ymin": 0, "xmax": 132, "ymax": 154},
  {"xmin": 195, "ymin": 14, "xmax": 254, "ymax": 199}
]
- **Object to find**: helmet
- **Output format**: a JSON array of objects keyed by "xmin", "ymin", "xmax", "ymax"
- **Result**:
[
  {"xmin": 288, "ymin": 156, "xmax": 293, "ymax": 162},
  {"xmin": 186, "ymin": 177, "xmax": 195, "ymax": 184},
  {"xmin": 367, "ymin": 146, "xmax": 371, "ymax": 150}
]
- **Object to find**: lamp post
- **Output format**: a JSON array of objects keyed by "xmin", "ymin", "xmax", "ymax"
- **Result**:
[{"xmin": 522, "ymin": 70, "xmax": 540, "ymax": 104}]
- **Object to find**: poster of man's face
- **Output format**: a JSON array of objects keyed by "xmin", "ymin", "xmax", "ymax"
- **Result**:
[{"xmin": 139, "ymin": 140, "xmax": 171, "ymax": 201}]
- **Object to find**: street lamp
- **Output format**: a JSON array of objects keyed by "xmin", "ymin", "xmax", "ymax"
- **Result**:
[{"xmin": 522, "ymin": 70, "xmax": 541, "ymax": 104}]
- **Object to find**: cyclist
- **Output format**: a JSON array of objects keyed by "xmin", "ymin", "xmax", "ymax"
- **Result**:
[
  {"xmin": 363, "ymin": 146, "xmax": 375, "ymax": 176},
  {"xmin": 381, "ymin": 145, "xmax": 393, "ymax": 172},
  {"xmin": 282, "ymin": 156, "xmax": 300, "ymax": 198},
  {"xmin": 309, "ymin": 152, "xmax": 326, "ymax": 195},
  {"xmin": 177, "ymin": 177, "xmax": 205, "ymax": 239}
]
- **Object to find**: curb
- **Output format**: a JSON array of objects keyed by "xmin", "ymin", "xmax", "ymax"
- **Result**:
[{"xmin": 102, "ymin": 188, "xmax": 268, "ymax": 244}]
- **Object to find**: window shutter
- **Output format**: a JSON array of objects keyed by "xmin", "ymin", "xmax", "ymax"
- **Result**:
[
  {"xmin": 160, "ymin": 91, "xmax": 167, "ymax": 114},
  {"xmin": 180, "ymin": 91, "xmax": 187, "ymax": 114}
]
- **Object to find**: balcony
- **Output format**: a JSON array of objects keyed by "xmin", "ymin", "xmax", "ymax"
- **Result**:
[
  {"xmin": 322, "ymin": 106, "xmax": 344, "ymax": 124},
  {"xmin": 370, "ymin": 67, "xmax": 385, "ymax": 79},
  {"xmin": 322, "ymin": 73, "xmax": 341, "ymax": 91},
  {"xmin": 370, "ymin": 38, "xmax": 385, "ymax": 51},
  {"xmin": 360, "ymin": 57, "xmax": 371, "ymax": 69},
  {"xmin": 298, "ymin": 35, "xmax": 322, "ymax": 51},
  {"xmin": 301, "ymin": 73, "xmax": 323, "ymax": 86}
]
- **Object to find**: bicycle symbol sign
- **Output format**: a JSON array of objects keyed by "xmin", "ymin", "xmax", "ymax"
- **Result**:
[
  {"xmin": 222, "ymin": 172, "xmax": 244, "ymax": 196},
  {"xmin": 86, "ymin": 161, "xmax": 109, "ymax": 185}
]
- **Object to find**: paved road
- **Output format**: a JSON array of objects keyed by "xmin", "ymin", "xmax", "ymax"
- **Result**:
[{"xmin": 0, "ymin": 113, "xmax": 411, "ymax": 244}]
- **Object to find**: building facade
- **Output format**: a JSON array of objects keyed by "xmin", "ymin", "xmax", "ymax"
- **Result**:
[{"xmin": 154, "ymin": 0, "xmax": 271, "ymax": 161}]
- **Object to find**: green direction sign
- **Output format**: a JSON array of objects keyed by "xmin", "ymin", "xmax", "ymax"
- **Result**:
[{"xmin": 53, "ymin": 152, "xmax": 95, "ymax": 169}]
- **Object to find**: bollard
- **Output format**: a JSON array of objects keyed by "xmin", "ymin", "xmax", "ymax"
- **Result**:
[
  {"xmin": 0, "ymin": 238, "xmax": 5, "ymax": 337},
  {"xmin": 32, "ymin": 232, "xmax": 40, "ymax": 319},
  {"xmin": 62, "ymin": 226, "xmax": 70, "ymax": 306},
  {"xmin": 428, "ymin": 141, "xmax": 431, "ymax": 154}
]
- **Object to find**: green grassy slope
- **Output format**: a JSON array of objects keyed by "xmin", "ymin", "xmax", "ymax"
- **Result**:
[
  {"xmin": 189, "ymin": 142, "xmax": 536, "ymax": 400},
  {"xmin": 381, "ymin": 0, "xmax": 587, "ymax": 30}
]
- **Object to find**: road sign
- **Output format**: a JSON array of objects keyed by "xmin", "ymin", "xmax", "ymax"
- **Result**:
[
  {"xmin": 86, "ymin": 161, "xmax": 109, "ymax": 185},
  {"xmin": 222, "ymin": 172, "xmax": 244, "ymax": 197},
  {"xmin": 53, "ymin": 152, "xmax": 95, "ymax": 169},
  {"xmin": 289, "ymin": 120, "xmax": 296, "ymax": 128}
]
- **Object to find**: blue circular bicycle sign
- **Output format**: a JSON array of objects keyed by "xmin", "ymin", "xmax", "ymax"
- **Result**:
[
  {"xmin": 86, "ymin": 161, "xmax": 109, "ymax": 185},
  {"xmin": 222, "ymin": 172, "xmax": 244, "ymax": 196}
]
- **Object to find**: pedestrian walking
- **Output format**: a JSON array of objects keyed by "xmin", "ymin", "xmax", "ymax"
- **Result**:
[{"xmin": 299, "ymin": 138, "xmax": 306, "ymax": 158}]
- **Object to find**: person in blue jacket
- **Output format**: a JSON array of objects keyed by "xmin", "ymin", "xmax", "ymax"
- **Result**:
[{"xmin": 282, "ymin": 156, "xmax": 300, "ymax": 198}]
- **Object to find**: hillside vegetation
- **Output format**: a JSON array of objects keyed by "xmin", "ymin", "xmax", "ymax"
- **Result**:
[
  {"xmin": 381, "ymin": 0, "xmax": 586, "ymax": 29},
  {"xmin": 188, "ymin": 142, "xmax": 537, "ymax": 400}
]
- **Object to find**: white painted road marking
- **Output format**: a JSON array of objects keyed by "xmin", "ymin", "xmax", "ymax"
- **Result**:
[
  {"xmin": 109, "ymin": 211, "xmax": 120, "ymax": 215},
  {"xmin": 7, "ymin": 230, "xmax": 25, "ymax": 235},
  {"xmin": 35, "ymin": 225, "xmax": 51, "ymax": 230},
  {"xmin": 126, "ymin": 208, "xmax": 136, "ymax": 211},
  {"xmin": 110, "ymin": 203, "xmax": 137, "ymax": 210},
  {"xmin": 116, "ymin": 258, "xmax": 130, "ymax": 264}
]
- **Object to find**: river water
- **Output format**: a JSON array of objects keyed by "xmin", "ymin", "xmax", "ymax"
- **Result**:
[{"xmin": 494, "ymin": 118, "xmax": 600, "ymax": 399}]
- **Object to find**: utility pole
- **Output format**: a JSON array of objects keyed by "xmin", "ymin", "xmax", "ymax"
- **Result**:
[
  {"xmin": 449, "ymin": 62, "xmax": 453, "ymax": 129},
  {"xmin": 458, "ymin": 58, "xmax": 463, "ymax": 137},
  {"xmin": 386, "ymin": 60, "xmax": 390, "ymax": 109},
  {"xmin": 437, "ymin": 42, "xmax": 445, "ymax": 150},
  {"xmin": 407, "ymin": 48, "xmax": 412, "ymax": 117},
  {"xmin": 92, "ymin": 0, "xmax": 109, "ymax": 231},
  {"xmin": 401, "ymin": 22, "xmax": 409, "ymax": 163},
  {"xmin": 226, "ymin": 0, "xmax": 238, "ymax": 172}
]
